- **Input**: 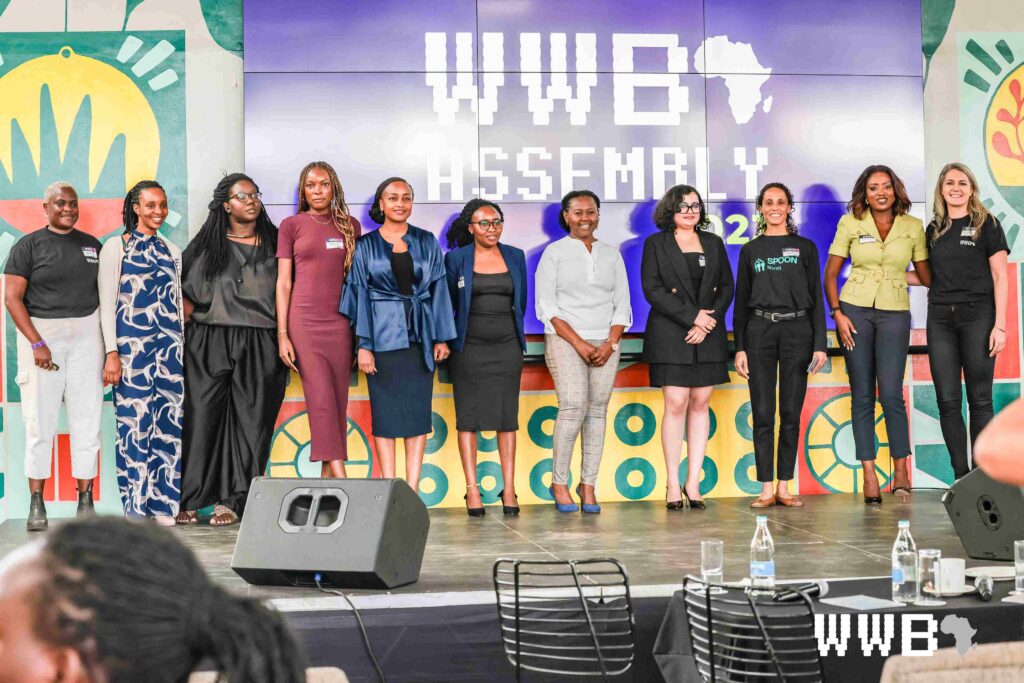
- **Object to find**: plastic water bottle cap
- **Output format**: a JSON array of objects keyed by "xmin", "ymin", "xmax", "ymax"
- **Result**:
[
  {"xmin": 756, "ymin": 515, "xmax": 767, "ymax": 523},
  {"xmin": 898, "ymin": 520, "xmax": 909, "ymax": 528}
]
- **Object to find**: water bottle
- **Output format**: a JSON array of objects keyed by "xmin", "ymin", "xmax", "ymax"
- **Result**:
[
  {"xmin": 891, "ymin": 520, "xmax": 919, "ymax": 603},
  {"xmin": 750, "ymin": 515, "xmax": 776, "ymax": 590}
]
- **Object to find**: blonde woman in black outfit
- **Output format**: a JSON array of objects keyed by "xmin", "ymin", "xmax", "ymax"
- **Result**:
[
  {"xmin": 734, "ymin": 183, "xmax": 828, "ymax": 508},
  {"xmin": 910, "ymin": 163, "xmax": 1009, "ymax": 479}
]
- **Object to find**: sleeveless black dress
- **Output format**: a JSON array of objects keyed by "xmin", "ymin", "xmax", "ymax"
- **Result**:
[{"xmin": 448, "ymin": 271, "xmax": 523, "ymax": 431}]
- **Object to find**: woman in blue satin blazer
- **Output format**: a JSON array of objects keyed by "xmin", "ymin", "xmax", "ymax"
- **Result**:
[
  {"xmin": 340, "ymin": 177, "xmax": 455, "ymax": 493},
  {"xmin": 444, "ymin": 199, "xmax": 527, "ymax": 516}
]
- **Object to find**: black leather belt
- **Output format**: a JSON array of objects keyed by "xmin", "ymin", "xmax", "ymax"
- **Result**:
[{"xmin": 754, "ymin": 309, "xmax": 806, "ymax": 322}]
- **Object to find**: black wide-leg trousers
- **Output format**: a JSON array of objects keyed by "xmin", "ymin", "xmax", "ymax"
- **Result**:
[{"xmin": 180, "ymin": 323, "xmax": 288, "ymax": 515}]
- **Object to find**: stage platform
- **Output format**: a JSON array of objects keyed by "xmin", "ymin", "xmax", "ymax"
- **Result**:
[{"xmin": 0, "ymin": 491, "xmax": 992, "ymax": 682}]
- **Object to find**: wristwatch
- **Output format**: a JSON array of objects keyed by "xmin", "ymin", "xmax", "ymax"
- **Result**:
[
  {"xmin": 606, "ymin": 338, "xmax": 619, "ymax": 352},
  {"xmin": 829, "ymin": 306, "xmax": 841, "ymax": 319}
]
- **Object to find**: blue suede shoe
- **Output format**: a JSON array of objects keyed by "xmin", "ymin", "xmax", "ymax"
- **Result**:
[
  {"xmin": 549, "ymin": 485, "xmax": 579, "ymax": 513},
  {"xmin": 576, "ymin": 484, "xmax": 601, "ymax": 514}
]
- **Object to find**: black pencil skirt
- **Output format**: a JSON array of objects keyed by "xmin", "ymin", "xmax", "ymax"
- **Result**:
[{"xmin": 367, "ymin": 343, "xmax": 435, "ymax": 438}]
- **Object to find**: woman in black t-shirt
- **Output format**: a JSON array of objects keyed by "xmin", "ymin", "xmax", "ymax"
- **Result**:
[
  {"xmin": 734, "ymin": 183, "xmax": 828, "ymax": 508},
  {"xmin": 918, "ymin": 163, "xmax": 1010, "ymax": 479}
]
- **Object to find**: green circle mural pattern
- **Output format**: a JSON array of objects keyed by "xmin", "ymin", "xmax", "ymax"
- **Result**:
[
  {"xmin": 615, "ymin": 457, "xmax": 657, "ymax": 499},
  {"xmin": 530, "ymin": 458, "xmax": 573, "ymax": 500},
  {"xmin": 477, "ymin": 431, "xmax": 498, "ymax": 453},
  {"xmin": 679, "ymin": 456, "xmax": 719, "ymax": 496},
  {"xmin": 613, "ymin": 403, "xmax": 657, "ymax": 446},
  {"xmin": 527, "ymin": 405, "xmax": 558, "ymax": 449},
  {"xmin": 268, "ymin": 414, "xmax": 373, "ymax": 479},
  {"xmin": 804, "ymin": 393, "xmax": 892, "ymax": 493},
  {"xmin": 418, "ymin": 462, "xmax": 448, "ymax": 507},
  {"xmin": 733, "ymin": 452, "xmax": 762, "ymax": 495},
  {"xmin": 424, "ymin": 412, "xmax": 448, "ymax": 454},
  {"xmin": 476, "ymin": 461, "xmax": 504, "ymax": 504},
  {"xmin": 734, "ymin": 402, "xmax": 754, "ymax": 441}
]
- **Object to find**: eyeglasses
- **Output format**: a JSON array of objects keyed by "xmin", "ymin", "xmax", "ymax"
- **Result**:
[
  {"xmin": 677, "ymin": 203, "xmax": 702, "ymax": 214},
  {"xmin": 471, "ymin": 219, "xmax": 504, "ymax": 231},
  {"xmin": 230, "ymin": 192, "xmax": 263, "ymax": 203}
]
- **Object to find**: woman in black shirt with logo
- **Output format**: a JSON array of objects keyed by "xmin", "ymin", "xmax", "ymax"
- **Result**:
[
  {"xmin": 734, "ymin": 183, "xmax": 827, "ymax": 508},
  {"xmin": 916, "ymin": 163, "xmax": 1009, "ymax": 479}
]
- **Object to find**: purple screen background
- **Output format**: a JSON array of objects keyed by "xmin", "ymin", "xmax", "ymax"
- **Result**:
[{"xmin": 244, "ymin": 0, "xmax": 925, "ymax": 333}]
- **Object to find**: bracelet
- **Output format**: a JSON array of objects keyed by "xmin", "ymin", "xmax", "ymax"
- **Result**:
[
  {"xmin": 30, "ymin": 339, "xmax": 46, "ymax": 350},
  {"xmin": 277, "ymin": 330, "xmax": 287, "ymax": 336}
]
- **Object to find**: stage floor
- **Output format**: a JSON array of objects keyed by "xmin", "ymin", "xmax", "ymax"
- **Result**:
[{"xmin": 0, "ymin": 490, "xmax": 983, "ymax": 607}]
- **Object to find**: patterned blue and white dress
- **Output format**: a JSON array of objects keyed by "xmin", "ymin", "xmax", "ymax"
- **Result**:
[{"xmin": 113, "ymin": 231, "xmax": 184, "ymax": 518}]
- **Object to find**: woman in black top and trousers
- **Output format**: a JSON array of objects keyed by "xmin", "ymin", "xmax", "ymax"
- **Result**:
[
  {"xmin": 734, "ymin": 183, "xmax": 828, "ymax": 508},
  {"xmin": 178, "ymin": 174, "xmax": 288, "ymax": 525},
  {"xmin": 915, "ymin": 163, "xmax": 1009, "ymax": 479},
  {"xmin": 641, "ymin": 185, "xmax": 733, "ymax": 510}
]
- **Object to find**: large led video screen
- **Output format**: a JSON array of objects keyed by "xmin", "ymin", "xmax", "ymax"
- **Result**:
[{"xmin": 244, "ymin": 0, "xmax": 925, "ymax": 333}]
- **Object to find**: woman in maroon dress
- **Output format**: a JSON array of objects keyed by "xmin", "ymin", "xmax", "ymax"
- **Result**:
[{"xmin": 275, "ymin": 161, "xmax": 360, "ymax": 476}]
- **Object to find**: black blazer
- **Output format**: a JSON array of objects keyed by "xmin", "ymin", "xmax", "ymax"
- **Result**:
[
  {"xmin": 444, "ymin": 242, "xmax": 528, "ymax": 353},
  {"xmin": 640, "ymin": 229, "xmax": 734, "ymax": 364}
]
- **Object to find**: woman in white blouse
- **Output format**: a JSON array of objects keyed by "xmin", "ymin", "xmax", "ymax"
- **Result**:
[{"xmin": 536, "ymin": 190, "xmax": 632, "ymax": 514}]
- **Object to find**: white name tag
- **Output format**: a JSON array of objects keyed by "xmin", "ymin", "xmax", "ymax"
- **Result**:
[
  {"xmin": 782, "ymin": 248, "xmax": 800, "ymax": 258},
  {"xmin": 698, "ymin": 255, "xmax": 706, "ymax": 267},
  {"xmin": 325, "ymin": 238, "xmax": 345, "ymax": 250},
  {"xmin": 81, "ymin": 246, "xmax": 98, "ymax": 261},
  {"xmin": 961, "ymin": 227, "xmax": 974, "ymax": 238},
  {"xmin": 458, "ymin": 276, "xmax": 465, "ymax": 288},
  {"xmin": 858, "ymin": 235, "xmax": 877, "ymax": 244}
]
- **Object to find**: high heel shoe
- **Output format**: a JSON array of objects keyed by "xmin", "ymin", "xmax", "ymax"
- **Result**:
[
  {"xmin": 576, "ymin": 484, "xmax": 601, "ymax": 514},
  {"xmin": 465, "ymin": 484, "xmax": 485, "ymax": 517},
  {"xmin": 683, "ymin": 487, "xmax": 706, "ymax": 510},
  {"xmin": 549, "ymin": 485, "xmax": 579, "ymax": 513},
  {"xmin": 498, "ymin": 489, "xmax": 520, "ymax": 516},
  {"xmin": 666, "ymin": 486, "xmax": 685, "ymax": 510}
]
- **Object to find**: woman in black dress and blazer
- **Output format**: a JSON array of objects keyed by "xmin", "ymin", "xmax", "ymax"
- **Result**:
[
  {"xmin": 444, "ymin": 199, "xmax": 527, "ymax": 517},
  {"xmin": 641, "ymin": 185, "xmax": 734, "ymax": 510}
]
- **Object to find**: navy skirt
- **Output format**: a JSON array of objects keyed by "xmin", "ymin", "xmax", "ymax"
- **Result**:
[{"xmin": 367, "ymin": 343, "xmax": 434, "ymax": 438}]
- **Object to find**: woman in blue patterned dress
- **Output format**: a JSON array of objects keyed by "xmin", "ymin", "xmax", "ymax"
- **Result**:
[{"xmin": 98, "ymin": 180, "xmax": 185, "ymax": 525}]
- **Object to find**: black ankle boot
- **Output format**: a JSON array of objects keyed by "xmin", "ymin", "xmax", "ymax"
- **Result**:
[
  {"xmin": 27, "ymin": 491, "xmax": 48, "ymax": 531},
  {"xmin": 77, "ymin": 485, "xmax": 95, "ymax": 516}
]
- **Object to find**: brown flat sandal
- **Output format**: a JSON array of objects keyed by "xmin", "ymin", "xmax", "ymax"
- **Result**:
[
  {"xmin": 209, "ymin": 504, "xmax": 239, "ymax": 526},
  {"xmin": 750, "ymin": 496, "xmax": 776, "ymax": 508},
  {"xmin": 175, "ymin": 510, "xmax": 199, "ymax": 525},
  {"xmin": 775, "ymin": 494, "xmax": 804, "ymax": 507}
]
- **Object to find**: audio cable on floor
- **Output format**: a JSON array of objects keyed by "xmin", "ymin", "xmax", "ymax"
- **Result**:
[{"xmin": 314, "ymin": 574, "xmax": 387, "ymax": 683}]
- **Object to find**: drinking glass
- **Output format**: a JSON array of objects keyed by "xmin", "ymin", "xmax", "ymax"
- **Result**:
[
  {"xmin": 701, "ymin": 540, "xmax": 724, "ymax": 590},
  {"xmin": 1013, "ymin": 540, "xmax": 1024, "ymax": 596},
  {"xmin": 917, "ymin": 549, "xmax": 945, "ymax": 606}
]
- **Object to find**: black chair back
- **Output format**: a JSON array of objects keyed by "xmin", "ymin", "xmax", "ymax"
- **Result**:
[
  {"xmin": 493, "ymin": 558, "xmax": 636, "ymax": 681},
  {"xmin": 681, "ymin": 575, "xmax": 824, "ymax": 682}
]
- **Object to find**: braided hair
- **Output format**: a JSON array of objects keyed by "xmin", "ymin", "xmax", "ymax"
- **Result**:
[
  {"xmin": 445, "ymin": 198, "xmax": 504, "ymax": 249},
  {"xmin": 297, "ymin": 161, "xmax": 357, "ymax": 273},
  {"xmin": 121, "ymin": 180, "xmax": 165, "ymax": 234},
  {"xmin": 755, "ymin": 182, "xmax": 798, "ymax": 235},
  {"xmin": 22, "ymin": 516, "xmax": 306, "ymax": 683},
  {"xmin": 188, "ymin": 173, "xmax": 278, "ymax": 280}
]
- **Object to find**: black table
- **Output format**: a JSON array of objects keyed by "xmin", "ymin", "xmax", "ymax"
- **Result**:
[{"xmin": 654, "ymin": 577, "xmax": 1024, "ymax": 682}]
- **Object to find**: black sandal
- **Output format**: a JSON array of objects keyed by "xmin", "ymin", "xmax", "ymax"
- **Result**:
[{"xmin": 465, "ymin": 484, "xmax": 485, "ymax": 517}]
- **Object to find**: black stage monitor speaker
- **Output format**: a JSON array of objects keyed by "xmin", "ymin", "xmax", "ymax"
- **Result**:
[
  {"xmin": 942, "ymin": 468, "xmax": 1024, "ymax": 561},
  {"xmin": 231, "ymin": 477, "xmax": 430, "ymax": 589}
]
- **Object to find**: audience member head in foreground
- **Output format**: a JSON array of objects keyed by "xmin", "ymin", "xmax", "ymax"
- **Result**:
[{"xmin": 0, "ymin": 516, "xmax": 305, "ymax": 683}]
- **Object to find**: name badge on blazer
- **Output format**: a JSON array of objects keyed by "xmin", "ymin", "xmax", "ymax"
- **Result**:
[
  {"xmin": 698, "ymin": 255, "xmax": 706, "ymax": 267},
  {"xmin": 458, "ymin": 276, "xmax": 465, "ymax": 288},
  {"xmin": 858, "ymin": 235, "xmax": 877, "ymax": 244}
]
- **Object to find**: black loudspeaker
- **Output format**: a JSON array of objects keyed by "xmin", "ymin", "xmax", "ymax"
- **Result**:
[
  {"xmin": 231, "ymin": 477, "xmax": 430, "ymax": 589},
  {"xmin": 942, "ymin": 468, "xmax": 1024, "ymax": 561}
]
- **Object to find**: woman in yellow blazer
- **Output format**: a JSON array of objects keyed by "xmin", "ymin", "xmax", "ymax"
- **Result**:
[{"xmin": 824, "ymin": 165, "xmax": 930, "ymax": 504}]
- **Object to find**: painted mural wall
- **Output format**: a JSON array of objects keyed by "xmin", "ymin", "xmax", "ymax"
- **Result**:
[
  {"xmin": 0, "ymin": 1, "xmax": 1020, "ymax": 521},
  {"xmin": 0, "ymin": 0, "xmax": 243, "ymax": 521}
]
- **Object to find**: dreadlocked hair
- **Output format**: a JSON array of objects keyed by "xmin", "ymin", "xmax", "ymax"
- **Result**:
[
  {"xmin": 121, "ymin": 180, "xmax": 165, "ymax": 234},
  {"xmin": 26, "ymin": 516, "xmax": 306, "ymax": 683},
  {"xmin": 446, "ymin": 198, "xmax": 504, "ymax": 249},
  {"xmin": 297, "ymin": 161, "xmax": 356, "ymax": 273},
  {"xmin": 188, "ymin": 173, "xmax": 278, "ymax": 280}
]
